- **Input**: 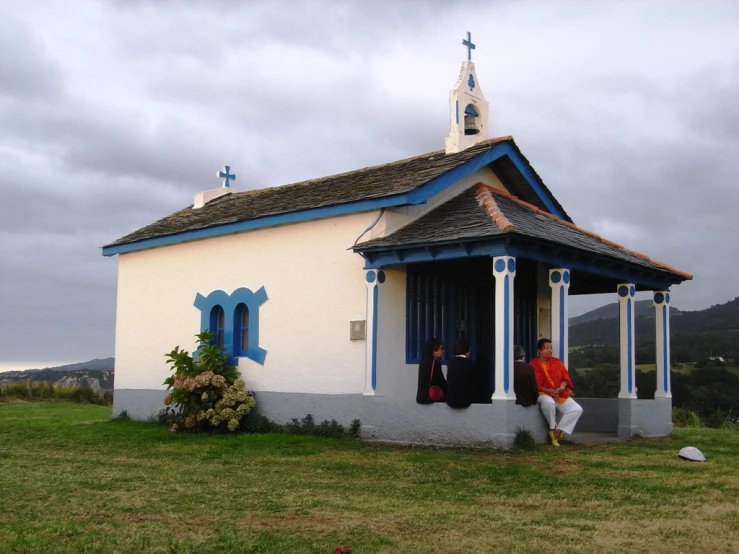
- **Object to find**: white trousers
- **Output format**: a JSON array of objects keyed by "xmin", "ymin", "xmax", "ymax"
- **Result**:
[{"xmin": 537, "ymin": 396, "xmax": 583, "ymax": 435}]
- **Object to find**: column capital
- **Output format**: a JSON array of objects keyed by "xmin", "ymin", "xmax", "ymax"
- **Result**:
[
  {"xmin": 365, "ymin": 269, "xmax": 386, "ymax": 286},
  {"xmin": 492, "ymin": 256, "xmax": 516, "ymax": 277},
  {"xmin": 617, "ymin": 283, "xmax": 636, "ymax": 300},
  {"xmin": 549, "ymin": 268, "xmax": 571, "ymax": 287},
  {"xmin": 653, "ymin": 290, "xmax": 671, "ymax": 307}
]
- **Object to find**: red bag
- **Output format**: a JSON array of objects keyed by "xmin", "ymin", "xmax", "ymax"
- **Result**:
[{"xmin": 428, "ymin": 359, "xmax": 444, "ymax": 401}]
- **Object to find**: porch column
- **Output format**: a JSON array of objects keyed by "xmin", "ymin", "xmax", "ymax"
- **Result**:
[
  {"xmin": 363, "ymin": 270, "xmax": 385, "ymax": 396},
  {"xmin": 548, "ymin": 269, "xmax": 571, "ymax": 366},
  {"xmin": 492, "ymin": 256, "xmax": 516, "ymax": 400},
  {"xmin": 653, "ymin": 291, "xmax": 672, "ymax": 399},
  {"xmin": 617, "ymin": 283, "xmax": 637, "ymax": 399}
]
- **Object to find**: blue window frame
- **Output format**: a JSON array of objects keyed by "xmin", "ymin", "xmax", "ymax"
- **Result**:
[
  {"xmin": 194, "ymin": 287, "xmax": 269, "ymax": 365},
  {"xmin": 234, "ymin": 303, "xmax": 249, "ymax": 356},
  {"xmin": 210, "ymin": 305, "xmax": 225, "ymax": 349}
]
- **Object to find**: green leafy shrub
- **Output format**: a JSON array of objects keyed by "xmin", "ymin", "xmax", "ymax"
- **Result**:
[
  {"xmin": 160, "ymin": 331, "xmax": 255, "ymax": 432},
  {"xmin": 672, "ymin": 407, "xmax": 702, "ymax": 428},
  {"xmin": 513, "ymin": 427, "xmax": 536, "ymax": 450},
  {"xmin": 0, "ymin": 380, "xmax": 111, "ymax": 405}
]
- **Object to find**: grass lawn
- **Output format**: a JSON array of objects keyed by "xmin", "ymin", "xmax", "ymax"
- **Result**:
[{"xmin": 1, "ymin": 403, "xmax": 738, "ymax": 553}]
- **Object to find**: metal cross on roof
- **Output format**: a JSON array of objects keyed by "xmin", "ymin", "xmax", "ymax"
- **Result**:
[
  {"xmin": 217, "ymin": 165, "xmax": 236, "ymax": 188},
  {"xmin": 462, "ymin": 31, "xmax": 475, "ymax": 61}
]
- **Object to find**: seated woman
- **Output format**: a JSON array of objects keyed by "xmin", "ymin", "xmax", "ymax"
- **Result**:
[
  {"xmin": 445, "ymin": 337, "xmax": 477, "ymax": 408},
  {"xmin": 416, "ymin": 337, "xmax": 447, "ymax": 404}
]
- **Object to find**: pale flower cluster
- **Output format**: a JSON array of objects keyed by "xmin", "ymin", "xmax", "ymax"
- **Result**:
[
  {"xmin": 173, "ymin": 371, "xmax": 222, "ymax": 392},
  {"xmin": 194, "ymin": 379, "xmax": 255, "ymax": 432}
]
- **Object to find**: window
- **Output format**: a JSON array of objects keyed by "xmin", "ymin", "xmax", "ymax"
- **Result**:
[
  {"xmin": 194, "ymin": 286, "xmax": 269, "ymax": 365},
  {"xmin": 210, "ymin": 305, "xmax": 225, "ymax": 349},
  {"xmin": 406, "ymin": 274, "xmax": 447, "ymax": 363},
  {"xmin": 234, "ymin": 303, "xmax": 249, "ymax": 356}
]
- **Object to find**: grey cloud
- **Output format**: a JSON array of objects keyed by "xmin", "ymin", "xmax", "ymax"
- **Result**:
[{"xmin": 0, "ymin": 14, "xmax": 65, "ymax": 101}]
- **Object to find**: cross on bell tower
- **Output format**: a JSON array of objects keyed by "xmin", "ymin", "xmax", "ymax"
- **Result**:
[
  {"xmin": 462, "ymin": 31, "xmax": 475, "ymax": 61},
  {"xmin": 445, "ymin": 31, "xmax": 490, "ymax": 154}
]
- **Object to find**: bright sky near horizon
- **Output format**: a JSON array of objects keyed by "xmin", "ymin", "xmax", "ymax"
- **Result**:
[{"xmin": 1, "ymin": 0, "xmax": 738, "ymax": 369}]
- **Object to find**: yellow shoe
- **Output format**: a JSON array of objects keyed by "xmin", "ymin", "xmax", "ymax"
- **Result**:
[{"xmin": 548, "ymin": 430, "xmax": 560, "ymax": 447}]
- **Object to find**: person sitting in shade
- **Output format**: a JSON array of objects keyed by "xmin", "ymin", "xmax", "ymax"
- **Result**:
[
  {"xmin": 513, "ymin": 345, "xmax": 539, "ymax": 407},
  {"xmin": 529, "ymin": 338, "xmax": 583, "ymax": 447},
  {"xmin": 416, "ymin": 337, "xmax": 447, "ymax": 404},
  {"xmin": 445, "ymin": 337, "xmax": 477, "ymax": 409}
]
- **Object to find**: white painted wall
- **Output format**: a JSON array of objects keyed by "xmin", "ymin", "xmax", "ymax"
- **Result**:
[
  {"xmin": 114, "ymin": 212, "xmax": 381, "ymax": 394},
  {"xmin": 373, "ymin": 266, "xmax": 421, "ymax": 401}
]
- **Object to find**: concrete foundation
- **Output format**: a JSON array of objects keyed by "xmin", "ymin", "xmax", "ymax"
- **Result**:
[{"xmin": 113, "ymin": 389, "xmax": 672, "ymax": 447}]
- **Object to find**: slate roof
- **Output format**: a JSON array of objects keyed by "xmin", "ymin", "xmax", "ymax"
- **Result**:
[
  {"xmin": 105, "ymin": 137, "xmax": 568, "ymax": 249},
  {"xmin": 355, "ymin": 184, "xmax": 692, "ymax": 280}
]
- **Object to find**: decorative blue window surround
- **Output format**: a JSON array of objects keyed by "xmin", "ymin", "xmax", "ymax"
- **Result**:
[
  {"xmin": 194, "ymin": 287, "xmax": 268, "ymax": 364},
  {"xmin": 102, "ymin": 143, "xmax": 565, "ymax": 257}
]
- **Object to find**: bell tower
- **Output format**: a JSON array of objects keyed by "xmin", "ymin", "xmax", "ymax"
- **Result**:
[{"xmin": 445, "ymin": 32, "xmax": 490, "ymax": 154}]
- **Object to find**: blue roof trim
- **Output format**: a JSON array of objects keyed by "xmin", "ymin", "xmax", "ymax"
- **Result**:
[
  {"xmin": 102, "ymin": 141, "xmax": 565, "ymax": 257},
  {"xmin": 363, "ymin": 241, "xmax": 510, "ymax": 268},
  {"xmin": 102, "ymin": 193, "xmax": 411, "ymax": 256}
]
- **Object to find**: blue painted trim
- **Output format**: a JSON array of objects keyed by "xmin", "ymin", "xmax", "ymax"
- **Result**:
[
  {"xmin": 363, "ymin": 242, "xmax": 509, "ymax": 268},
  {"xmin": 406, "ymin": 143, "xmax": 507, "ymax": 205},
  {"xmin": 506, "ymin": 242, "xmax": 679, "ymax": 290},
  {"xmin": 193, "ymin": 286, "xmax": 268, "ymax": 365},
  {"xmin": 464, "ymin": 105, "xmax": 479, "ymax": 116},
  {"xmin": 104, "ymin": 142, "xmax": 566, "ymax": 257},
  {"xmin": 372, "ymin": 284, "xmax": 379, "ymax": 390},
  {"xmin": 455, "ymin": 100, "xmax": 459, "ymax": 124},
  {"xmin": 559, "ymin": 285, "xmax": 565, "ymax": 360},
  {"xmin": 103, "ymin": 194, "xmax": 411, "ymax": 256},
  {"xmin": 504, "ymin": 274, "xmax": 510, "ymax": 393},
  {"xmin": 500, "ymin": 144, "xmax": 563, "ymax": 218},
  {"xmin": 662, "ymin": 304, "xmax": 668, "ymax": 393},
  {"xmin": 627, "ymin": 298, "xmax": 633, "ymax": 394}
]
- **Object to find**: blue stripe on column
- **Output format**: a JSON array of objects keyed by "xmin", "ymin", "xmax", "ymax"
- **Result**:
[
  {"xmin": 559, "ymin": 286, "xmax": 565, "ymax": 360},
  {"xmin": 627, "ymin": 298, "xmax": 633, "ymax": 394},
  {"xmin": 372, "ymin": 285, "xmax": 378, "ymax": 390},
  {"xmin": 662, "ymin": 304, "xmax": 668, "ymax": 393},
  {"xmin": 504, "ymin": 274, "xmax": 510, "ymax": 393}
]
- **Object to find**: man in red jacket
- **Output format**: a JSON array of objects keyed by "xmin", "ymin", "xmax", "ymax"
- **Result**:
[{"xmin": 529, "ymin": 338, "xmax": 583, "ymax": 447}]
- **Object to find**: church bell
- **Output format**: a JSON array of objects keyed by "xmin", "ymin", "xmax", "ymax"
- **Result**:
[
  {"xmin": 463, "ymin": 104, "xmax": 480, "ymax": 135},
  {"xmin": 464, "ymin": 113, "xmax": 480, "ymax": 135}
]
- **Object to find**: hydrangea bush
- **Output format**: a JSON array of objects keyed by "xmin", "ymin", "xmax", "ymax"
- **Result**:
[{"xmin": 160, "ymin": 331, "xmax": 255, "ymax": 432}]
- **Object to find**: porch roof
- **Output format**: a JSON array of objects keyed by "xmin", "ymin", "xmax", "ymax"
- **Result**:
[{"xmin": 354, "ymin": 184, "xmax": 692, "ymax": 289}]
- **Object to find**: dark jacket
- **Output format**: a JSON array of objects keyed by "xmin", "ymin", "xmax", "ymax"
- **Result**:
[
  {"xmin": 416, "ymin": 356, "xmax": 447, "ymax": 404},
  {"xmin": 514, "ymin": 360, "xmax": 539, "ymax": 407},
  {"xmin": 445, "ymin": 356, "xmax": 476, "ymax": 408}
]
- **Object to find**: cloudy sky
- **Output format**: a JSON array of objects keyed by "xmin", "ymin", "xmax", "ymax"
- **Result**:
[{"xmin": 1, "ymin": 0, "xmax": 738, "ymax": 370}]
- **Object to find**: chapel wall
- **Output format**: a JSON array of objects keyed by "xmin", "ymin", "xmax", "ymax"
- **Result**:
[{"xmin": 113, "ymin": 212, "xmax": 380, "ymax": 394}]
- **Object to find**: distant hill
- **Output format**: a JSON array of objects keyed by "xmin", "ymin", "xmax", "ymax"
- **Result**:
[
  {"xmin": 0, "ymin": 357, "xmax": 115, "ymax": 374},
  {"xmin": 0, "ymin": 358, "xmax": 115, "ymax": 393},
  {"xmin": 571, "ymin": 300, "xmax": 683, "ymax": 325},
  {"xmin": 0, "ymin": 369, "xmax": 114, "ymax": 393},
  {"xmin": 569, "ymin": 296, "xmax": 739, "ymax": 363}
]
